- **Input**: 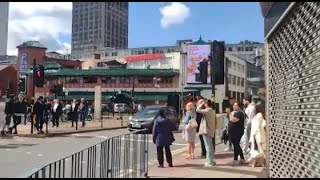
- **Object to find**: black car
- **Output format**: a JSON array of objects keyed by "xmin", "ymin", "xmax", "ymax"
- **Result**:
[{"xmin": 128, "ymin": 105, "xmax": 180, "ymax": 133}]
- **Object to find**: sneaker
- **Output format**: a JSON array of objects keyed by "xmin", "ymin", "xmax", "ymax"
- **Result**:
[
  {"xmin": 168, "ymin": 164, "xmax": 173, "ymax": 167},
  {"xmin": 204, "ymin": 162, "xmax": 216, "ymax": 167},
  {"xmin": 239, "ymin": 159, "xmax": 247, "ymax": 165},
  {"xmin": 224, "ymin": 147, "xmax": 232, "ymax": 152}
]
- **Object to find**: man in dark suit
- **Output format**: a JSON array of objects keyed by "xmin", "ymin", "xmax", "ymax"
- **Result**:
[
  {"xmin": 70, "ymin": 99, "xmax": 79, "ymax": 130},
  {"xmin": 33, "ymin": 96, "xmax": 45, "ymax": 134},
  {"xmin": 52, "ymin": 99, "xmax": 63, "ymax": 128},
  {"xmin": 79, "ymin": 98, "xmax": 89, "ymax": 127}
]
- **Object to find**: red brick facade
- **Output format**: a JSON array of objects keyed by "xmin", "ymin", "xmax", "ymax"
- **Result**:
[{"xmin": 0, "ymin": 65, "xmax": 18, "ymax": 97}]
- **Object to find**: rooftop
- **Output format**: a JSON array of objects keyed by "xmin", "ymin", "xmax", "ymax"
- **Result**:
[{"xmin": 17, "ymin": 41, "xmax": 47, "ymax": 49}]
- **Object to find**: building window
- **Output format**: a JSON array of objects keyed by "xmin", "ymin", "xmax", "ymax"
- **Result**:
[
  {"xmin": 237, "ymin": 47, "xmax": 243, "ymax": 51},
  {"xmin": 83, "ymin": 76, "xmax": 98, "ymax": 83},
  {"xmin": 138, "ymin": 76, "xmax": 153, "ymax": 84},
  {"xmin": 228, "ymin": 47, "xmax": 233, "ymax": 51},
  {"xmin": 160, "ymin": 77, "xmax": 173, "ymax": 84},
  {"xmin": 101, "ymin": 77, "xmax": 116, "ymax": 84},
  {"xmin": 232, "ymin": 62, "xmax": 236, "ymax": 70},
  {"xmin": 240, "ymin": 78, "xmax": 244, "ymax": 87},
  {"xmin": 237, "ymin": 77, "xmax": 241, "ymax": 86},
  {"xmin": 119, "ymin": 76, "xmax": 134, "ymax": 84},
  {"xmin": 232, "ymin": 75, "xmax": 236, "ymax": 85},
  {"xmin": 65, "ymin": 76, "xmax": 80, "ymax": 83},
  {"xmin": 228, "ymin": 74, "xmax": 231, "ymax": 84},
  {"xmin": 227, "ymin": 60, "xmax": 231, "ymax": 68},
  {"xmin": 245, "ymin": 47, "xmax": 250, "ymax": 51}
]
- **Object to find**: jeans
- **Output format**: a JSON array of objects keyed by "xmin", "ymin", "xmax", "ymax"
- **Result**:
[
  {"xmin": 80, "ymin": 113, "xmax": 86, "ymax": 127},
  {"xmin": 203, "ymin": 134, "xmax": 215, "ymax": 165},
  {"xmin": 199, "ymin": 135, "xmax": 215, "ymax": 156},
  {"xmin": 240, "ymin": 122, "xmax": 251, "ymax": 153},
  {"xmin": 157, "ymin": 146, "xmax": 173, "ymax": 166},
  {"xmin": 230, "ymin": 129, "xmax": 245, "ymax": 161}
]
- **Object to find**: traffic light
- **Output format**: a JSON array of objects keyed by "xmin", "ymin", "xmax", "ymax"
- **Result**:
[{"xmin": 34, "ymin": 64, "xmax": 45, "ymax": 87}]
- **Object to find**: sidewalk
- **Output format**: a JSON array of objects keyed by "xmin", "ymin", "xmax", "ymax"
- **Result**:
[
  {"xmin": 148, "ymin": 143, "xmax": 267, "ymax": 178},
  {"xmin": 11, "ymin": 115, "xmax": 129, "ymax": 137}
]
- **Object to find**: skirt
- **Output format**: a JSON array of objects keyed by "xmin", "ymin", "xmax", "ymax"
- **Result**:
[{"xmin": 183, "ymin": 125, "xmax": 197, "ymax": 143}]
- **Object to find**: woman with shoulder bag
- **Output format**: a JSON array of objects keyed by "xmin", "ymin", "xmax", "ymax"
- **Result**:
[{"xmin": 183, "ymin": 102, "xmax": 198, "ymax": 159}]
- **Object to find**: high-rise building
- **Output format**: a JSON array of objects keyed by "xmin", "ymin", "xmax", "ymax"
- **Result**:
[
  {"xmin": 0, "ymin": 2, "xmax": 9, "ymax": 56},
  {"xmin": 71, "ymin": 2, "xmax": 129, "ymax": 53}
]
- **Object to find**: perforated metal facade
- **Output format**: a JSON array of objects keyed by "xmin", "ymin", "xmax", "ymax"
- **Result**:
[{"xmin": 266, "ymin": 2, "xmax": 320, "ymax": 178}]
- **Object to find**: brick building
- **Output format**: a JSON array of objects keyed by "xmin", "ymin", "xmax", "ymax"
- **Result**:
[{"xmin": 0, "ymin": 65, "xmax": 18, "ymax": 97}]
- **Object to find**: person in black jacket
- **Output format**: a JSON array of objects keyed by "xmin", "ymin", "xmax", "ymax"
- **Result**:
[
  {"xmin": 52, "ymin": 99, "xmax": 63, "ymax": 128},
  {"xmin": 79, "ymin": 98, "xmax": 89, "ymax": 127},
  {"xmin": 33, "ymin": 96, "xmax": 45, "ymax": 134},
  {"xmin": 10, "ymin": 95, "xmax": 27, "ymax": 134},
  {"xmin": 70, "ymin": 99, "xmax": 79, "ymax": 129},
  {"xmin": 4, "ymin": 95, "xmax": 15, "ymax": 134}
]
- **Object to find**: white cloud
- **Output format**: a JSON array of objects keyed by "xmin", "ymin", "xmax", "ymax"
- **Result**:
[
  {"xmin": 7, "ymin": 2, "xmax": 72, "ymax": 55},
  {"xmin": 160, "ymin": 2, "xmax": 190, "ymax": 29}
]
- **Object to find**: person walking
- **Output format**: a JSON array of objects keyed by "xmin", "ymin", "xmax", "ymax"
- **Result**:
[
  {"xmin": 224, "ymin": 105, "xmax": 233, "ymax": 152},
  {"xmin": 241, "ymin": 96, "xmax": 256, "ymax": 154},
  {"xmin": 52, "ymin": 99, "xmax": 63, "ymax": 128},
  {"xmin": 4, "ymin": 95, "xmax": 15, "ymax": 134},
  {"xmin": 70, "ymin": 99, "xmax": 79, "ymax": 129},
  {"xmin": 247, "ymin": 103, "xmax": 267, "ymax": 167},
  {"xmin": 79, "ymin": 98, "xmax": 89, "ymax": 127},
  {"xmin": 152, "ymin": 108, "xmax": 175, "ymax": 168},
  {"xmin": 23, "ymin": 98, "xmax": 29, "ymax": 125},
  {"xmin": 229, "ymin": 102, "xmax": 246, "ymax": 165},
  {"xmin": 10, "ymin": 95, "xmax": 27, "ymax": 134},
  {"xmin": 33, "ymin": 96, "xmax": 45, "ymax": 134},
  {"xmin": 196, "ymin": 100, "xmax": 217, "ymax": 167},
  {"xmin": 0, "ymin": 97, "xmax": 7, "ymax": 135},
  {"xmin": 183, "ymin": 102, "xmax": 197, "ymax": 159}
]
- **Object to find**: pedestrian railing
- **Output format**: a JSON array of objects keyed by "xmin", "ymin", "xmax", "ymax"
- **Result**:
[{"xmin": 27, "ymin": 129, "xmax": 149, "ymax": 178}]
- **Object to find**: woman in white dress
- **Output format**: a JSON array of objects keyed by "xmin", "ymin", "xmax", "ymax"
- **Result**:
[
  {"xmin": 0, "ymin": 97, "xmax": 7, "ymax": 135},
  {"xmin": 248, "ymin": 103, "xmax": 267, "ymax": 167},
  {"xmin": 183, "ymin": 102, "xmax": 197, "ymax": 159}
]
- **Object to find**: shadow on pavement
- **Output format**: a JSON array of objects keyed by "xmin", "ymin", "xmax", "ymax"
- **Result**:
[
  {"xmin": 192, "ymin": 166, "xmax": 266, "ymax": 176},
  {"xmin": 172, "ymin": 163, "xmax": 204, "ymax": 168},
  {"xmin": 0, "ymin": 143, "xmax": 38, "ymax": 149}
]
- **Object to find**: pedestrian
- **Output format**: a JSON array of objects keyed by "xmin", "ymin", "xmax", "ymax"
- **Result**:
[
  {"xmin": 247, "ymin": 102, "xmax": 267, "ymax": 167},
  {"xmin": 4, "ymin": 95, "xmax": 15, "ymax": 134},
  {"xmin": 183, "ymin": 102, "xmax": 197, "ymax": 159},
  {"xmin": 229, "ymin": 102, "xmax": 246, "ymax": 165},
  {"xmin": 52, "ymin": 99, "xmax": 63, "ymax": 128},
  {"xmin": 196, "ymin": 99, "xmax": 217, "ymax": 167},
  {"xmin": 79, "ymin": 98, "xmax": 89, "ymax": 127},
  {"xmin": 152, "ymin": 108, "xmax": 175, "ymax": 168},
  {"xmin": 223, "ymin": 103, "xmax": 233, "ymax": 152},
  {"xmin": 33, "ymin": 96, "xmax": 45, "ymax": 134},
  {"xmin": 43, "ymin": 99, "xmax": 51, "ymax": 129},
  {"xmin": 241, "ymin": 96, "xmax": 256, "ymax": 155},
  {"xmin": 0, "ymin": 97, "xmax": 7, "ymax": 135},
  {"xmin": 70, "ymin": 99, "xmax": 79, "ymax": 129},
  {"xmin": 10, "ymin": 95, "xmax": 27, "ymax": 134},
  {"xmin": 23, "ymin": 98, "xmax": 29, "ymax": 125}
]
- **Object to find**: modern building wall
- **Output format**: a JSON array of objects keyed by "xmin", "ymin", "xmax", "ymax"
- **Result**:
[
  {"xmin": 0, "ymin": 2, "xmax": 9, "ymax": 56},
  {"xmin": 71, "ymin": 2, "xmax": 129, "ymax": 53}
]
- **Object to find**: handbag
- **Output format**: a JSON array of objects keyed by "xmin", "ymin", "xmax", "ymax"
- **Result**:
[
  {"xmin": 9, "ymin": 116, "xmax": 15, "ymax": 128},
  {"xmin": 186, "ymin": 118, "xmax": 198, "ymax": 130}
]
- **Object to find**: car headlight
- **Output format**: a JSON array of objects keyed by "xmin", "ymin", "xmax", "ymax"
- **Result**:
[{"xmin": 129, "ymin": 116, "xmax": 132, "ymax": 121}]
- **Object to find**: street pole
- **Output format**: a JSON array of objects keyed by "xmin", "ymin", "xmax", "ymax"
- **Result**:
[
  {"xmin": 210, "ymin": 43, "xmax": 216, "ymax": 111},
  {"xmin": 31, "ymin": 59, "xmax": 36, "ymax": 134}
]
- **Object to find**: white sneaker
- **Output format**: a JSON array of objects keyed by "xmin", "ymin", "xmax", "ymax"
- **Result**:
[
  {"xmin": 204, "ymin": 162, "xmax": 216, "ymax": 167},
  {"xmin": 224, "ymin": 147, "xmax": 232, "ymax": 152}
]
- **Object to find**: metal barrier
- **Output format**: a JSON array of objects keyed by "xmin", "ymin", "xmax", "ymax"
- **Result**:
[{"xmin": 27, "ymin": 129, "xmax": 149, "ymax": 178}]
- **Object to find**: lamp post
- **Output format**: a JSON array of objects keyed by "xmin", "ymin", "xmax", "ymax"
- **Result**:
[{"xmin": 208, "ymin": 52, "xmax": 216, "ymax": 109}]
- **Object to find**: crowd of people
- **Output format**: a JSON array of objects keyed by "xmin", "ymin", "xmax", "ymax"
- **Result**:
[
  {"xmin": 152, "ymin": 95, "xmax": 267, "ymax": 168},
  {"xmin": 0, "ymin": 94, "xmax": 92, "ymax": 135}
]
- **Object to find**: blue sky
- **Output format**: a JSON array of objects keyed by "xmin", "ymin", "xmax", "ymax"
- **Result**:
[{"xmin": 128, "ymin": 2, "xmax": 264, "ymax": 47}]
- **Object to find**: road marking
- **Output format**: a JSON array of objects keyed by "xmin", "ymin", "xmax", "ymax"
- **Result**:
[
  {"xmin": 5, "ymin": 149, "xmax": 11, "ymax": 151},
  {"xmin": 26, "ymin": 152, "xmax": 32, "ymax": 155},
  {"xmin": 37, "ymin": 154, "xmax": 43, "ymax": 157}
]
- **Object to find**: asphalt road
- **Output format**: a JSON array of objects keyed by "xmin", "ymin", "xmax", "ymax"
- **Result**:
[{"xmin": 0, "ymin": 125, "xmax": 190, "ymax": 178}]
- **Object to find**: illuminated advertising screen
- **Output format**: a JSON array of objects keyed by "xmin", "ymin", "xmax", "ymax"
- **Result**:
[{"xmin": 186, "ymin": 44, "xmax": 211, "ymax": 84}]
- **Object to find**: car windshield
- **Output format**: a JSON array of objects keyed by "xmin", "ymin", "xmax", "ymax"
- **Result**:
[{"xmin": 136, "ymin": 107, "xmax": 161, "ymax": 116}]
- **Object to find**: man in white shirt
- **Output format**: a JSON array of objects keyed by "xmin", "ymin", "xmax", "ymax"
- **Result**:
[{"xmin": 241, "ymin": 96, "xmax": 256, "ymax": 154}]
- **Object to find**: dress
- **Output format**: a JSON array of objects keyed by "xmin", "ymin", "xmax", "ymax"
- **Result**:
[
  {"xmin": 249, "ymin": 112, "xmax": 267, "ymax": 159},
  {"xmin": 183, "ymin": 111, "xmax": 197, "ymax": 142},
  {"xmin": 0, "ymin": 102, "xmax": 6, "ymax": 128}
]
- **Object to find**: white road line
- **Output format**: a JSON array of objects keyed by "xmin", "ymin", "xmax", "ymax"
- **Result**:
[
  {"xmin": 37, "ymin": 154, "xmax": 43, "ymax": 157},
  {"xmin": 26, "ymin": 152, "xmax": 32, "ymax": 155}
]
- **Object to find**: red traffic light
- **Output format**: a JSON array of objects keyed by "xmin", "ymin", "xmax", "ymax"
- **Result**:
[{"xmin": 37, "ymin": 71, "xmax": 42, "ymax": 78}]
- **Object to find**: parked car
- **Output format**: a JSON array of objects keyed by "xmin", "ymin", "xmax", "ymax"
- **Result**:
[
  {"xmin": 128, "ymin": 105, "xmax": 180, "ymax": 133},
  {"xmin": 114, "ymin": 103, "xmax": 132, "ymax": 113}
]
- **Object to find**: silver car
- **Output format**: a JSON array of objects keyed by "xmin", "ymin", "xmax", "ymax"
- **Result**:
[{"xmin": 113, "ymin": 103, "xmax": 132, "ymax": 113}]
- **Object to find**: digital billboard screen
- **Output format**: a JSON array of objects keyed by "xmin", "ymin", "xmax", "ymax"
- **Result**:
[{"xmin": 186, "ymin": 44, "xmax": 211, "ymax": 84}]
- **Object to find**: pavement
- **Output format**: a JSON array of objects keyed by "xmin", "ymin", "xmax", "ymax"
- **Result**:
[
  {"xmin": 148, "ymin": 143, "xmax": 267, "ymax": 178},
  {"xmin": 0, "ymin": 125, "xmax": 188, "ymax": 178}
]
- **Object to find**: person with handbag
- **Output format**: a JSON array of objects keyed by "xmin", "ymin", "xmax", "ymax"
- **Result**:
[
  {"xmin": 183, "ymin": 102, "xmax": 198, "ymax": 159},
  {"xmin": 196, "ymin": 99, "xmax": 217, "ymax": 167},
  {"xmin": 152, "ymin": 108, "xmax": 175, "ymax": 168}
]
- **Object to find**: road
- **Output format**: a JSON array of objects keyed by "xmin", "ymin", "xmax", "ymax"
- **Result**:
[{"xmin": 0, "ymin": 125, "xmax": 190, "ymax": 178}]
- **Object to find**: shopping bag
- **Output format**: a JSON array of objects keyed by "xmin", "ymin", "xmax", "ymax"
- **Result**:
[{"xmin": 9, "ymin": 116, "xmax": 14, "ymax": 128}]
